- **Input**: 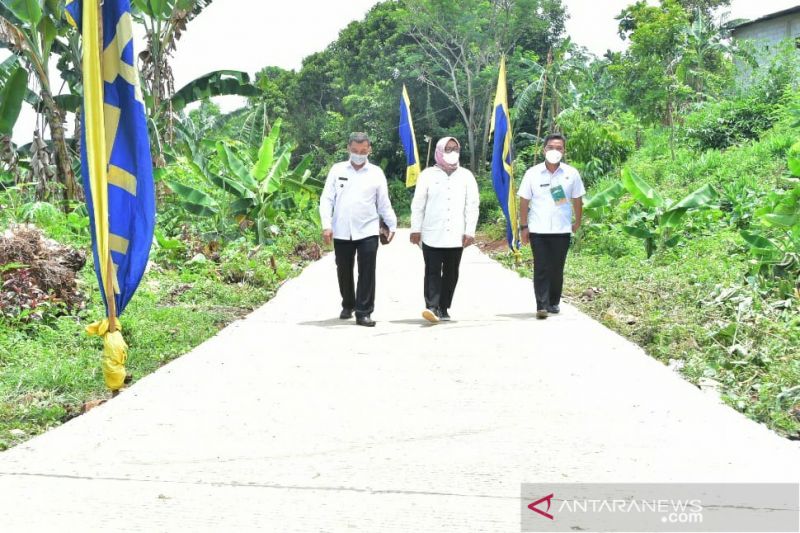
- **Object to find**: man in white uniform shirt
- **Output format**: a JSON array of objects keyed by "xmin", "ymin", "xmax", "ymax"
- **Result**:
[
  {"xmin": 320, "ymin": 132, "xmax": 397, "ymax": 327},
  {"xmin": 410, "ymin": 137, "xmax": 479, "ymax": 323},
  {"xmin": 518, "ymin": 133, "xmax": 585, "ymax": 319}
]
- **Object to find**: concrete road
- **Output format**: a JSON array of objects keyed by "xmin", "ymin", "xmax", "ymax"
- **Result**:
[{"xmin": 0, "ymin": 230, "xmax": 797, "ymax": 531}]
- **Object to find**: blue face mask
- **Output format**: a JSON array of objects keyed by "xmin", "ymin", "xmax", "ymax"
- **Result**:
[{"xmin": 349, "ymin": 152, "xmax": 368, "ymax": 166}]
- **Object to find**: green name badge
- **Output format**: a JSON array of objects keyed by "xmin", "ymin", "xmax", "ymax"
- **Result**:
[{"xmin": 550, "ymin": 184, "xmax": 568, "ymax": 205}]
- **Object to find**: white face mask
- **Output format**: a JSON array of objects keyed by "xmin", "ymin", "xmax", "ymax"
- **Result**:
[
  {"xmin": 349, "ymin": 152, "xmax": 368, "ymax": 166},
  {"xmin": 545, "ymin": 149, "xmax": 563, "ymax": 165},
  {"xmin": 443, "ymin": 151, "xmax": 460, "ymax": 166}
]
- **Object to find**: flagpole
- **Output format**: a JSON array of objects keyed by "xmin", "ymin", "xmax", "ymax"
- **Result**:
[
  {"xmin": 425, "ymin": 135, "xmax": 432, "ymax": 169},
  {"xmin": 95, "ymin": 0, "xmax": 117, "ymax": 334}
]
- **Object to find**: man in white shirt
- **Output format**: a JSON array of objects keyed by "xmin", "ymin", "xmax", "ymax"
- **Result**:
[
  {"xmin": 319, "ymin": 132, "xmax": 397, "ymax": 327},
  {"xmin": 518, "ymin": 133, "xmax": 585, "ymax": 319},
  {"xmin": 410, "ymin": 137, "xmax": 479, "ymax": 323}
]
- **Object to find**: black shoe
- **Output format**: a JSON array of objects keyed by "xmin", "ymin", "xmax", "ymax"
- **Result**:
[
  {"xmin": 438, "ymin": 308, "xmax": 451, "ymax": 321},
  {"xmin": 356, "ymin": 315, "xmax": 376, "ymax": 327},
  {"xmin": 547, "ymin": 304, "xmax": 560, "ymax": 314},
  {"xmin": 340, "ymin": 308, "xmax": 353, "ymax": 320},
  {"xmin": 536, "ymin": 309, "xmax": 549, "ymax": 319}
]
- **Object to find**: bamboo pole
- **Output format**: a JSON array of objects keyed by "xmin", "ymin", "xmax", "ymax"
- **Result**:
[
  {"xmin": 425, "ymin": 135, "xmax": 432, "ymax": 169},
  {"xmin": 97, "ymin": 0, "xmax": 117, "ymax": 334},
  {"xmin": 106, "ymin": 257, "xmax": 118, "ymax": 332}
]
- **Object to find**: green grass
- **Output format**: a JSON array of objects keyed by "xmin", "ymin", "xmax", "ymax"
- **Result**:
[{"xmin": 0, "ymin": 214, "xmax": 320, "ymax": 451}]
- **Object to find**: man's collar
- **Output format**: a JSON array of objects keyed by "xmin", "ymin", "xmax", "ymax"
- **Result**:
[
  {"xmin": 539, "ymin": 163, "xmax": 562, "ymax": 174},
  {"xmin": 347, "ymin": 161, "xmax": 369, "ymax": 172}
]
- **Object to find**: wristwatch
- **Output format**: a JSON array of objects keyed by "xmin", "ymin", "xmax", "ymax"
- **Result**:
[{"xmin": 520, "ymin": 225, "xmax": 528, "ymax": 230}]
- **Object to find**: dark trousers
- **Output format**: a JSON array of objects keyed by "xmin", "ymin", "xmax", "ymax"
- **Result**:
[
  {"xmin": 422, "ymin": 243, "xmax": 464, "ymax": 311},
  {"xmin": 529, "ymin": 233, "xmax": 571, "ymax": 311},
  {"xmin": 334, "ymin": 236, "xmax": 379, "ymax": 317}
]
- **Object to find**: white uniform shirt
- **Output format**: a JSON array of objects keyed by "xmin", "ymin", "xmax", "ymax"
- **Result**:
[
  {"xmin": 518, "ymin": 162, "xmax": 586, "ymax": 234},
  {"xmin": 320, "ymin": 160, "xmax": 398, "ymax": 240},
  {"xmin": 410, "ymin": 165, "xmax": 480, "ymax": 248}
]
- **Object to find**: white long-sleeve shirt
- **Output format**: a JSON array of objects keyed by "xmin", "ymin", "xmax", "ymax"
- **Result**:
[
  {"xmin": 319, "ymin": 160, "xmax": 397, "ymax": 240},
  {"xmin": 410, "ymin": 165, "xmax": 479, "ymax": 248}
]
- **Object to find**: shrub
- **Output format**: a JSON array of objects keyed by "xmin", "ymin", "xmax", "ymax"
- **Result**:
[
  {"xmin": 684, "ymin": 97, "xmax": 775, "ymax": 151},
  {"xmin": 388, "ymin": 177, "xmax": 412, "ymax": 222},
  {"xmin": 556, "ymin": 109, "xmax": 635, "ymax": 187},
  {"xmin": 478, "ymin": 182, "xmax": 503, "ymax": 227}
]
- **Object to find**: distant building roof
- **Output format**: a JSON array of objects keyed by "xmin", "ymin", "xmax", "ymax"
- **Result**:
[{"xmin": 731, "ymin": 5, "xmax": 800, "ymax": 31}]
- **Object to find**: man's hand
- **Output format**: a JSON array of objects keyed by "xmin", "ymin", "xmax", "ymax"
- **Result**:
[
  {"xmin": 410, "ymin": 232, "xmax": 421, "ymax": 245},
  {"xmin": 385, "ymin": 232, "xmax": 395, "ymax": 244},
  {"xmin": 322, "ymin": 229, "xmax": 333, "ymax": 246},
  {"xmin": 520, "ymin": 231, "xmax": 530, "ymax": 245},
  {"xmin": 462, "ymin": 235, "xmax": 475, "ymax": 248},
  {"xmin": 572, "ymin": 222, "xmax": 581, "ymax": 234}
]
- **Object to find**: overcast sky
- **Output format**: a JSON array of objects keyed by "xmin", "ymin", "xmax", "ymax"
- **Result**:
[{"xmin": 6, "ymin": 0, "xmax": 800, "ymax": 142}]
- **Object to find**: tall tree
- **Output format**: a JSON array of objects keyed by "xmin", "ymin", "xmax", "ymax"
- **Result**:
[
  {"xmin": 610, "ymin": 0, "xmax": 732, "ymax": 126},
  {"xmin": 675, "ymin": 0, "xmax": 730, "ymax": 21},
  {"xmin": 609, "ymin": 0, "xmax": 692, "ymax": 126},
  {"xmin": 679, "ymin": 7, "xmax": 731, "ymax": 97},
  {"xmin": 289, "ymin": 1, "xmax": 419, "ymax": 175},
  {"xmin": 403, "ymin": 0, "xmax": 565, "ymax": 173}
]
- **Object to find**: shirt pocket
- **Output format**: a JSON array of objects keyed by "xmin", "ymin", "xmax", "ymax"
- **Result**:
[
  {"xmin": 533, "ymin": 180, "xmax": 550, "ymax": 201},
  {"xmin": 334, "ymin": 177, "xmax": 349, "ymax": 200}
]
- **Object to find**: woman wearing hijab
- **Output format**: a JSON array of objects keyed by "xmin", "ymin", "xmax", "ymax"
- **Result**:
[{"xmin": 410, "ymin": 137, "xmax": 480, "ymax": 323}]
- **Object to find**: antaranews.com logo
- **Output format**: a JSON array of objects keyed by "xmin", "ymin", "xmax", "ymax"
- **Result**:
[{"xmin": 520, "ymin": 483, "xmax": 798, "ymax": 532}]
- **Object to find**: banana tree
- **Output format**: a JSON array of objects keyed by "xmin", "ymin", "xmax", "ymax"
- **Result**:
[
  {"xmin": 161, "ymin": 117, "xmax": 220, "ymax": 221},
  {"xmin": 679, "ymin": 8, "xmax": 731, "ymax": 98},
  {"xmin": 741, "ymin": 158, "xmax": 800, "ymax": 296},
  {"xmin": 620, "ymin": 168, "xmax": 718, "ymax": 258},
  {"xmin": 217, "ymin": 119, "xmax": 323, "ymax": 243},
  {"xmin": 168, "ymin": 119, "xmax": 323, "ymax": 243},
  {"xmin": 0, "ymin": 0, "xmax": 79, "ymax": 200}
]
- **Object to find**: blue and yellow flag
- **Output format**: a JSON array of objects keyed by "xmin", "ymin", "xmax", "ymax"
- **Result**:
[
  {"xmin": 490, "ymin": 56, "xmax": 519, "ymax": 253},
  {"xmin": 399, "ymin": 84, "xmax": 421, "ymax": 188},
  {"xmin": 66, "ymin": 0, "xmax": 155, "ymax": 390}
]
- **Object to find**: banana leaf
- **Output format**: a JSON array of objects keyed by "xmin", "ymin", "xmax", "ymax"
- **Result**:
[
  {"xmin": 661, "ymin": 208, "xmax": 688, "ymax": 228},
  {"xmin": 229, "ymin": 197, "xmax": 255, "ymax": 217},
  {"xmin": 169, "ymin": 70, "xmax": 259, "ymax": 113},
  {"xmin": 667, "ymin": 183, "xmax": 718, "ymax": 211},
  {"xmin": 622, "ymin": 225, "xmax": 654, "ymax": 239},
  {"xmin": 761, "ymin": 213, "xmax": 799, "ymax": 228},
  {"xmin": 741, "ymin": 230, "xmax": 780, "ymax": 256},
  {"xmin": 2, "ymin": 0, "xmax": 42, "ymax": 24},
  {"xmin": 165, "ymin": 180, "xmax": 219, "ymax": 217},
  {"xmin": 0, "ymin": 63, "xmax": 27, "ymax": 135},
  {"xmin": 217, "ymin": 142, "xmax": 258, "ymax": 191},
  {"xmin": 261, "ymin": 146, "xmax": 291, "ymax": 195},
  {"xmin": 622, "ymin": 167, "xmax": 664, "ymax": 208},
  {"xmin": 252, "ymin": 118, "xmax": 282, "ymax": 180},
  {"xmin": 584, "ymin": 181, "xmax": 624, "ymax": 210}
]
